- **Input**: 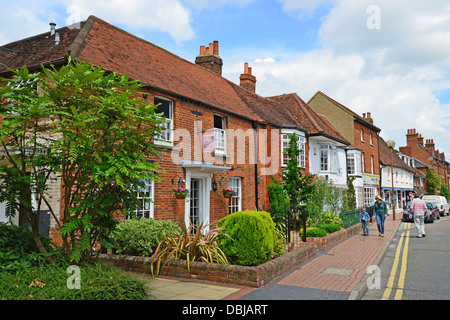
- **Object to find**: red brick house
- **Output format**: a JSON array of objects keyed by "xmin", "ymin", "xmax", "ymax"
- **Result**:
[
  {"xmin": 399, "ymin": 129, "xmax": 450, "ymax": 193},
  {"xmin": 0, "ymin": 16, "xmax": 311, "ymax": 239}
]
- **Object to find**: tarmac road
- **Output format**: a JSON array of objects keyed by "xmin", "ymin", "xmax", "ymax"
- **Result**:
[{"xmin": 362, "ymin": 213, "xmax": 450, "ymax": 300}]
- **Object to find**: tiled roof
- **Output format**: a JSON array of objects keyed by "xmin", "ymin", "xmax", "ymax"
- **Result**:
[
  {"xmin": 268, "ymin": 93, "xmax": 350, "ymax": 145},
  {"xmin": 379, "ymin": 137, "xmax": 415, "ymax": 173},
  {"xmin": 1, "ymin": 16, "xmax": 303, "ymax": 127},
  {"xmin": 0, "ymin": 24, "xmax": 83, "ymax": 73}
]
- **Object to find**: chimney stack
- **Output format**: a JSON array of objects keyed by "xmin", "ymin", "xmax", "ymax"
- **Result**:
[
  {"xmin": 365, "ymin": 112, "xmax": 373, "ymax": 124},
  {"xmin": 195, "ymin": 40, "xmax": 223, "ymax": 76},
  {"xmin": 239, "ymin": 62, "xmax": 257, "ymax": 93}
]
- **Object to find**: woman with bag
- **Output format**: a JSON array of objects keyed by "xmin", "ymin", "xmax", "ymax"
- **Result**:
[{"xmin": 374, "ymin": 195, "xmax": 388, "ymax": 237}]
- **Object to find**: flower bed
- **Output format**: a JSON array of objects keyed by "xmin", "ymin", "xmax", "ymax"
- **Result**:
[{"xmin": 99, "ymin": 224, "xmax": 361, "ymax": 288}]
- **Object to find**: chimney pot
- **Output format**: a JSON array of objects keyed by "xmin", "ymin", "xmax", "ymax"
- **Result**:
[
  {"xmin": 213, "ymin": 40, "xmax": 219, "ymax": 55},
  {"xmin": 49, "ymin": 22, "xmax": 56, "ymax": 36},
  {"xmin": 195, "ymin": 40, "xmax": 223, "ymax": 76}
]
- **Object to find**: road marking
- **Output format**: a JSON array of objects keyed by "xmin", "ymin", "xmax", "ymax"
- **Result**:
[
  {"xmin": 381, "ymin": 232, "xmax": 405, "ymax": 300},
  {"xmin": 381, "ymin": 223, "xmax": 411, "ymax": 300},
  {"xmin": 394, "ymin": 229, "xmax": 410, "ymax": 300}
]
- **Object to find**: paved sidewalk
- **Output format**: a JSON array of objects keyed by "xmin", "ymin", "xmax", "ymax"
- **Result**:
[{"xmin": 141, "ymin": 216, "xmax": 401, "ymax": 300}]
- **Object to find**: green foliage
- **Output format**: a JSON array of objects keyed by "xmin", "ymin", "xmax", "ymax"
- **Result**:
[
  {"xmin": 0, "ymin": 262, "xmax": 149, "ymax": 300},
  {"xmin": 281, "ymin": 133, "xmax": 315, "ymax": 241},
  {"xmin": 440, "ymin": 185, "xmax": 449, "ymax": 201},
  {"xmin": 111, "ymin": 218, "xmax": 181, "ymax": 256},
  {"xmin": 316, "ymin": 223, "xmax": 342, "ymax": 234},
  {"xmin": 0, "ymin": 222, "xmax": 61, "ymax": 273},
  {"xmin": 267, "ymin": 176, "xmax": 289, "ymax": 224},
  {"xmin": 426, "ymin": 168, "xmax": 441, "ymax": 195},
  {"xmin": 318, "ymin": 212, "xmax": 343, "ymax": 226},
  {"xmin": 300, "ymin": 227, "xmax": 328, "ymax": 238},
  {"xmin": 1, "ymin": 59, "xmax": 165, "ymax": 263},
  {"xmin": 347, "ymin": 176, "xmax": 357, "ymax": 210},
  {"xmin": 217, "ymin": 210, "xmax": 276, "ymax": 266},
  {"xmin": 151, "ymin": 222, "xmax": 229, "ymax": 275}
]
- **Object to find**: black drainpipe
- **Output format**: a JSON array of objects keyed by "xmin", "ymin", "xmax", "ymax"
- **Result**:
[{"xmin": 253, "ymin": 120, "xmax": 259, "ymax": 210}]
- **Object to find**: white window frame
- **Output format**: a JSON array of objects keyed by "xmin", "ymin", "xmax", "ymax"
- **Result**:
[
  {"xmin": 319, "ymin": 144, "xmax": 336, "ymax": 173},
  {"xmin": 133, "ymin": 179, "xmax": 154, "ymax": 219},
  {"xmin": 361, "ymin": 152, "xmax": 365, "ymax": 173},
  {"xmin": 361, "ymin": 129, "xmax": 364, "ymax": 142},
  {"xmin": 347, "ymin": 151, "xmax": 361, "ymax": 176},
  {"xmin": 281, "ymin": 130, "xmax": 306, "ymax": 168},
  {"xmin": 371, "ymin": 155, "xmax": 374, "ymax": 174},
  {"xmin": 214, "ymin": 114, "xmax": 226, "ymax": 154},
  {"xmin": 154, "ymin": 97, "xmax": 173, "ymax": 146},
  {"xmin": 228, "ymin": 177, "xmax": 242, "ymax": 214}
]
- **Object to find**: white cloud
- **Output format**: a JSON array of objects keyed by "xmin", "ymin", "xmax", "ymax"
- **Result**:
[
  {"xmin": 0, "ymin": 0, "xmax": 196, "ymax": 45},
  {"xmin": 59, "ymin": 0, "xmax": 195, "ymax": 43}
]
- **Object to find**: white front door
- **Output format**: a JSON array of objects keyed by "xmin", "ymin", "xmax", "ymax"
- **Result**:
[
  {"xmin": 190, "ymin": 178, "xmax": 203, "ymax": 234},
  {"xmin": 184, "ymin": 171, "xmax": 212, "ymax": 234}
]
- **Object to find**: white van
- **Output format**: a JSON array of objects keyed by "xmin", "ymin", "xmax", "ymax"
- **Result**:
[{"xmin": 422, "ymin": 195, "xmax": 449, "ymax": 216}]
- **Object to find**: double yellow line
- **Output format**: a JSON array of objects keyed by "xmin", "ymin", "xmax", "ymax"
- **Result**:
[{"xmin": 381, "ymin": 223, "xmax": 411, "ymax": 300}]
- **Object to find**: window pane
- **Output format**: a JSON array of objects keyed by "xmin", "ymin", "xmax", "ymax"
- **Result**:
[
  {"xmin": 214, "ymin": 115, "xmax": 224, "ymax": 129},
  {"xmin": 155, "ymin": 98, "xmax": 171, "ymax": 119}
]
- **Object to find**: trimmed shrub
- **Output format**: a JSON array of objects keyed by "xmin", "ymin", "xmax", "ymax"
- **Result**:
[
  {"xmin": 300, "ymin": 227, "xmax": 328, "ymax": 238},
  {"xmin": 217, "ymin": 210, "xmax": 276, "ymax": 266},
  {"xmin": 317, "ymin": 223, "xmax": 342, "ymax": 234},
  {"xmin": 319, "ymin": 212, "xmax": 343, "ymax": 226},
  {"xmin": 111, "ymin": 218, "xmax": 181, "ymax": 257}
]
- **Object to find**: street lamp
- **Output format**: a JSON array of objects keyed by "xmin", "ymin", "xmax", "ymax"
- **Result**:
[{"xmin": 386, "ymin": 140, "xmax": 396, "ymax": 221}]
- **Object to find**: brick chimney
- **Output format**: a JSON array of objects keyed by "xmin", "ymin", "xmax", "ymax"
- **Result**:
[
  {"xmin": 195, "ymin": 41, "xmax": 223, "ymax": 76},
  {"xmin": 365, "ymin": 112, "xmax": 373, "ymax": 124},
  {"xmin": 239, "ymin": 62, "xmax": 256, "ymax": 93},
  {"xmin": 406, "ymin": 128, "xmax": 419, "ymax": 146},
  {"xmin": 425, "ymin": 139, "xmax": 435, "ymax": 155}
]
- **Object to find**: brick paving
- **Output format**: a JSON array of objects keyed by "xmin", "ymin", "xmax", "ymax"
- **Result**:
[{"xmin": 237, "ymin": 216, "xmax": 401, "ymax": 300}]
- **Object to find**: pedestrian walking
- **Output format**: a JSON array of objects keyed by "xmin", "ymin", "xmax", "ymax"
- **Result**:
[
  {"xmin": 360, "ymin": 207, "xmax": 370, "ymax": 236},
  {"xmin": 410, "ymin": 194, "xmax": 429, "ymax": 238},
  {"xmin": 374, "ymin": 195, "xmax": 388, "ymax": 237}
]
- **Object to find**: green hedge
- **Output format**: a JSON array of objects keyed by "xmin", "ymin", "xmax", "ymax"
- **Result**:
[
  {"xmin": 217, "ymin": 210, "xmax": 276, "ymax": 266},
  {"xmin": 111, "ymin": 218, "xmax": 181, "ymax": 256},
  {"xmin": 316, "ymin": 223, "xmax": 342, "ymax": 234}
]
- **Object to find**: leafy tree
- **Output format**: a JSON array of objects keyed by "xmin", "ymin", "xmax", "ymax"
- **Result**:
[
  {"xmin": 440, "ymin": 184, "xmax": 449, "ymax": 200},
  {"xmin": 425, "ymin": 168, "xmax": 440, "ymax": 195},
  {"xmin": 0, "ymin": 59, "xmax": 165, "ymax": 263},
  {"xmin": 281, "ymin": 133, "xmax": 315, "ymax": 242},
  {"xmin": 267, "ymin": 176, "xmax": 289, "ymax": 224}
]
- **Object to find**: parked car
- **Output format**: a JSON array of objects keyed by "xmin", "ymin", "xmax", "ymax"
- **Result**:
[
  {"xmin": 422, "ymin": 195, "xmax": 449, "ymax": 216},
  {"xmin": 402, "ymin": 202, "xmax": 439, "ymax": 223}
]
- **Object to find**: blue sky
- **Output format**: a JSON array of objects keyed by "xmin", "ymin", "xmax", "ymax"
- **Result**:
[{"xmin": 1, "ymin": 0, "xmax": 450, "ymax": 161}]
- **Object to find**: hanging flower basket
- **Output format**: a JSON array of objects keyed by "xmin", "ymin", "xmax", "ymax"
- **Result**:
[
  {"xmin": 222, "ymin": 187, "xmax": 235, "ymax": 199},
  {"xmin": 173, "ymin": 187, "xmax": 189, "ymax": 199}
]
